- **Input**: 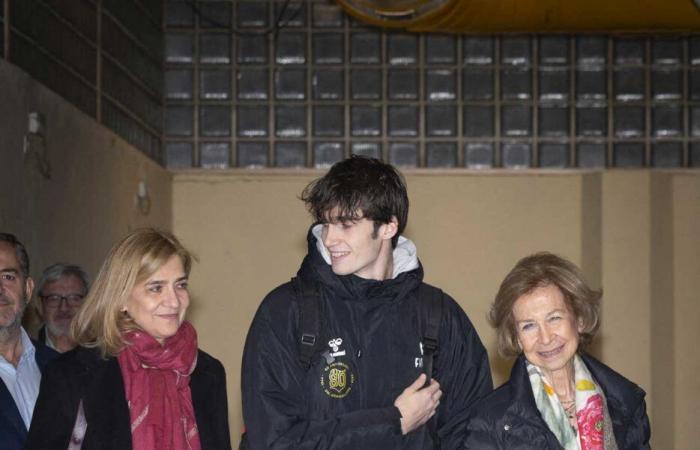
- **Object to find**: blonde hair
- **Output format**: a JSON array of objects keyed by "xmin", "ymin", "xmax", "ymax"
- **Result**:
[
  {"xmin": 71, "ymin": 228, "xmax": 192, "ymax": 357},
  {"xmin": 489, "ymin": 252, "xmax": 602, "ymax": 358}
]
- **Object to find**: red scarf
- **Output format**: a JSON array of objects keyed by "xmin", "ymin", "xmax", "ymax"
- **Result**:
[{"xmin": 117, "ymin": 321, "xmax": 202, "ymax": 450}]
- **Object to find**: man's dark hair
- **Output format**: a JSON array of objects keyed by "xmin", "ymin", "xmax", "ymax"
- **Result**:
[
  {"xmin": 301, "ymin": 156, "xmax": 409, "ymax": 247},
  {"xmin": 0, "ymin": 233, "xmax": 30, "ymax": 278}
]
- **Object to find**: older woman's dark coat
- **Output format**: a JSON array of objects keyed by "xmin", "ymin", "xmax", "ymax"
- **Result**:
[
  {"xmin": 23, "ymin": 346, "xmax": 232, "ymax": 450},
  {"xmin": 463, "ymin": 353, "xmax": 650, "ymax": 450}
]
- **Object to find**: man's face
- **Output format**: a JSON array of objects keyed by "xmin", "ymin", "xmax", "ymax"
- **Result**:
[
  {"xmin": 0, "ymin": 242, "xmax": 33, "ymax": 333},
  {"xmin": 38, "ymin": 275, "xmax": 86, "ymax": 338},
  {"xmin": 321, "ymin": 209, "xmax": 397, "ymax": 281}
]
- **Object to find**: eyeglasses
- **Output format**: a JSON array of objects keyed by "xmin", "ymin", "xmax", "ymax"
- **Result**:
[{"xmin": 40, "ymin": 294, "xmax": 84, "ymax": 309}]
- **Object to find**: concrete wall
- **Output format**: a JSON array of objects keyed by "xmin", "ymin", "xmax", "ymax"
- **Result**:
[{"xmin": 0, "ymin": 59, "xmax": 172, "ymax": 287}]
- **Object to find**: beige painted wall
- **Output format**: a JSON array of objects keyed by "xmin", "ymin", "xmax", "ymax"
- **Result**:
[{"xmin": 0, "ymin": 59, "xmax": 171, "ymax": 291}]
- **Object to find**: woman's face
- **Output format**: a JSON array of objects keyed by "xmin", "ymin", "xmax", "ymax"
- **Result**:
[
  {"xmin": 123, "ymin": 255, "xmax": 189, "ymax": 344},
  {"xmin": 512, "ymin": 284, "xmax": 581, "ymax": 378}
]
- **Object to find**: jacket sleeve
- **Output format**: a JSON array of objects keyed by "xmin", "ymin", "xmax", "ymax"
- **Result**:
[
  {"xmin": 434, "ymin": 294, "xmax": 494, "ymax": 450},
  {"xmin": 462, "ymin": 412, "xmax": 500, "ymax": 450},
  {"xmin": 241, "ymin": 291, "xmax": 403, "ymax": 450},
  {"xmin": 23, "ymin": 360, "xmax": 78, "ymax": 450},
  {"xmin": 623, "ymin": 397, "xmax": 650, "ymax": 450}
]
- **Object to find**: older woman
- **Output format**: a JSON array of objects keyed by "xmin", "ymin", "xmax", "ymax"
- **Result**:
[
  {"xmin": 464, "ymin": 252, "xmax": 649, "ymax": 449},
  {"xmin": 24, "ymin": 229, "xmax": 231, "ymax": 450}
]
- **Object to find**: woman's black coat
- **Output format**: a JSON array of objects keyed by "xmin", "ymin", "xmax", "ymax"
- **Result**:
[
  {"xmin": 23, "ymin": 346, "xmax": 232, "ymax": 450},
  {"xmin": 463, "ymin": 353, "xmax": 650, "ymax": 449}
]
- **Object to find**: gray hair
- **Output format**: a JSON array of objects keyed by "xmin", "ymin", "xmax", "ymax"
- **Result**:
[
  {"xmin": 37, "ymin": 263, "xmax": 89, "ymax": 296},
  {"xmin": 0, "ymin": 233, "xmax": 30, "ymax": 278}
]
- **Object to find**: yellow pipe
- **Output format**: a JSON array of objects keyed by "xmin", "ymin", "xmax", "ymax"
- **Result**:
[{"xmin": 336, "ymin": 0, "xmax": 700, "ymax": 32}]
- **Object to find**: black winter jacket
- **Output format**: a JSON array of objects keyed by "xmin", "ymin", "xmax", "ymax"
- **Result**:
[
  {"xmin": 241, "ymin": 228, "xmax": 493, "ymax": 450},
  {"xmin": 463, "ymin": 353, "xmax": 650, "ymax": 449}
]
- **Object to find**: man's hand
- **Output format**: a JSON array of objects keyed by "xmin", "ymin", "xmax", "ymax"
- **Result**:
[{"xmin": 393, "ymin": 374, "xmax": 442, "ymax": 435}]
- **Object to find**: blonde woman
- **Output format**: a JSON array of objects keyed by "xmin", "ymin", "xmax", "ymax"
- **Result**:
[{"xmin": 25, "ymin": 229, "xmax": 231, "ymax": 450}]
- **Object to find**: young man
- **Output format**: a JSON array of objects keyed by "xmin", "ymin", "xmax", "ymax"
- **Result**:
[{"xmin": 241, "ymin": 156, "xmax": 492, "ymax": 449}]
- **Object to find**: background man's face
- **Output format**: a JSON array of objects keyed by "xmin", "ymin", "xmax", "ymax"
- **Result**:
[
  {"xmin": 0, "ymin": 242, "xmax": 32, "ymax": 332},
  {"xmin": 38, "ymin": 275, "xmax": 85, "ymax": 337}
]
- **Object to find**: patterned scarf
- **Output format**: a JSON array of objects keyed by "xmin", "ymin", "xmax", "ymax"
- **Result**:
[
  {"xmin": 527, "ymin": 354, "xmax": 611, "ymax": 450},
  {"xmin": 117, "ymin": 321, "xmax": 201, "ymax": 450}
]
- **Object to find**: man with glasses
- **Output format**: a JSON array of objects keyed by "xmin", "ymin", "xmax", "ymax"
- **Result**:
[
  {"xmin": 35, "ymin": 263, "xmax": 89, "ymax": 353},
  {"xmin": 0, "ymin": 233, "xmax": 57, "ymax": 450}
]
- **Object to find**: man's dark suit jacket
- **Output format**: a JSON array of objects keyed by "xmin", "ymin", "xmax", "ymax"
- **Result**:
[
  {"xmin": 23, "ymin": 346, "xmax": 232, "ymax": 450},
  {"xmin": 0, "ymin": 338, "xmax": 57, "ymax": 450}
]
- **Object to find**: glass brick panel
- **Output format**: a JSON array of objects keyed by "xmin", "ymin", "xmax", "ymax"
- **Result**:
[
  {"xmin": 614, "ymin": 67, "xmax": 645, "ymax": 101},
  {"xmin": 690, "ymin": 69, "xmax": 700, "ymax": 100},
  {"xmin": 351, "ymin": 106, "xmax": 382, "ymax": 137},
  {"xmin": 502, "ymin": 142, "xmax": 531, "ymax": 168},
  {"xmin": 501, "ymin": 36, "xmax": 531, "ymax": 65},
  {"xmin": 690, "ymin": 106, "xmax": 700, "ymax": 137},
  {"xmin": 276, "ymin": 32, "xmax": 306, "ymax": 64},
  {"xmin": 165, "ymin": 33, "xmax": 193, "ymax": 63},
  {"xmin": 539, "ymin": 36, "xmax": 569, "ymax": 65},
  {"xmin": 200, "ymin": 70, "xmax": 230, "ymax": 100},
  {"xmin": 165, "ymin": 142, "xmax": 193, "ymax": 168},
  {"xmin": 464, "ymin": 143, "xmax": 494, "ymax": 168},
  {"xmin": 314, "ymin": 142, "xmax": 344, "ymax": 168},
  {"xmin": 539, "ymin": 106, "xmax": 569, "ymax": 138},
  {"xmin": 538, "ymin": 143, "xmax": 569, "ymax": 168},
  {"xmin": 237, "ymin": 1, "xmax": 269, "ymax": 28},
  {"xmin": 350, "ymin": 32, "xmax": 381, "ymax": 64},
  {"xmin": 200, "ymin": 106, "xmax": 231, "ymax": 137},
  {"xmin": 690, "ymin": 142, "xmax": 700, "ymax": 166},
  {"xmin": 237, "ymin": 69, "xmax": 269, "ymax": 100},
  {"xmin": 501, "ymin": 68, "xmax": 532, "ymax": 100},
  {"xmin": 199, "ymin": 142, "xmax": 230, "ymax": 169},
  {"xmin": 426, "ymin": 142, "xmax": 457, "ymax": 167},
  {"xmin": 166, "ymin": 105, "xmax": 193, "ymax": 136},
  {"xmin": 652, "ymin": 38, "xmax": 682, "ymax": 65},
  {"xmin": 463, "ymin": 68, "xmax": 494, "ymax": 101},
  {"xmin": 351, "ymin": 142, "xmax": 382, "ymax": 159},
  {"xmin": 577, "ymin": 143, "xmax": 607, "ymax": 168},
  {"xmin": 652, "ymin": 68, "xmax": 682, "ymax": 101},
  {"xmin": 275, "ymin": 105, "xmax": 307, "ymax": 137},
  {"xmin": 576, "ymin": 68, "xmax": 606, "ymax": 100},
  {"xmin": 312, "ymin": 3, "xmax": 343, "ymax": 27},
  {"xmin": 237, "ymin": 141, "xmax": 269, "ymax": 168},
  {"xmin": 614, "ymin": 38, "xmax": 645, "ymax": 65},
  {"xmin": 691, "ymin": 36, "xmax": 700, "ymax": 65},
  {"xmin": 313, "ymin": 105, "xmax": 344, "ymax": 137},
  {"xmin": 198, "ymin": 2, "xmax": 231, "ymax": 28},
  {"xmin": 426, "ymin": 105, "xmax": 457, "ymax": 137},
  {"xmin": 237, "ymin": 35, "xmax": 267, "ymax": 64},
  {"xmin": 613, "ymin": 143, "xmax": 645, "ymax": 167},
  {"xmin": 388, "ymin": 105, "xmax": 419, "ymax": 137},
  {"xmin": 425, "ymin": 35, "xmax": 456, "ymax": 64},
  {"xmin": 237, "ymin": 105, "xmax": 268, "ymax": 137},
  {"xmin": 576, "ymin": 36, "xmax": 607, "ymax": 65},
  {"xmin": 275, "ymin": 141, "xmax": 306, "ymax": 167},
  {"xmin": 388, "ymin": 69, "xmax": 418, "ymax": 100},
  {"xmin": 389, "ymin": 142, "xmax": 418, "ymax": 167},
  {"xmin": 652, "ymin": 142, "xmax": 682, "ymax": 167},
  {"xmin": 614, "ymin": 106, "xmax": 645, "ymax": 138},
  {"xmin": 577, "ymin": 105, "xmax": 607, "ymax": 137},
  {"xmin": 275, "ymin": 2, "xmax": 306, "ymax": 27},
  {"xmin": 502, "ymin": 105, "xmax": 532, "ymax": 137},
  {"xmin": 313, "ymin": 69, "xmax": 344, "ymax": 100},
  {"xmin": 166, "ymin": 3, "xmax": 194, "ymax": 27},
  {"xmin": 387, "ymin": 34, "xmax": 418, "ymax": 65},
  {"xmin": 313, "ymin": 33, "xmax": 344, "ymax": 64},
  {"xmin": 166, "ymin": 69, "xmax": 193, "ymax": 100},
  {"xmin": 426, "ymin": 69, "xmax": 456, "ymax": 101},
  {"xmin": 463, "ymin": 36, "xmax": 494, "ymax": 65},
  {"xmin": 351, "ymin": 69, "xmax": 381, "ymax": 100},
  {"xmin": 275, "ymin": 69, "xmax": 306, "ymax": 100},
  {"xmin": 539, "ymin": 67, "xmax": 569, "ymax": 102},
  {"xmin": 199, "ymin": 33, "xmax": 230, "ymax": 64},
  {"xmin": 464, "ymin": 105, "xmax": 494, "ymax": 137},
  {"xmin": 652, "ymin": 105, "xmax": 682, "ymax": 137}
]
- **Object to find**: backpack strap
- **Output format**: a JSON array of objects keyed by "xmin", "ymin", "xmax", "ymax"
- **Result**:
[
  {"xmin": 293, "ymin": 276, "xmax": 323, "ymax": 369},
  {"xmin": 419, "ymin": 284, "xmax": 443, "ymax": 387}
]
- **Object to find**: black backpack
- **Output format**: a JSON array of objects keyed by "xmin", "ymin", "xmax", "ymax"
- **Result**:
[{"xmin": 239, "ymin": 276, "xmax": 444, "ymax": 449}]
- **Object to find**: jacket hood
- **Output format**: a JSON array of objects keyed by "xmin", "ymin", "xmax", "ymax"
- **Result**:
[{"xmin": 297, "ymin": 224, "xmax": 423, "ymax": 302}]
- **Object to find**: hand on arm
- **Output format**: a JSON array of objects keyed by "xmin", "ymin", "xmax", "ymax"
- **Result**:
[{"xmin": 393, "ymin": 374, "xmax": 442, "ymax": 435}]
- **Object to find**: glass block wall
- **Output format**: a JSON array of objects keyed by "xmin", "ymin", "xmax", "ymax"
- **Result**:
[
  {"xmin": 162, "ymin": 1, "xmax": 700, "ymax": 169},
  {"xmin": 1, "ymin": 0, "xmax": 163, "ymax": 161}
]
